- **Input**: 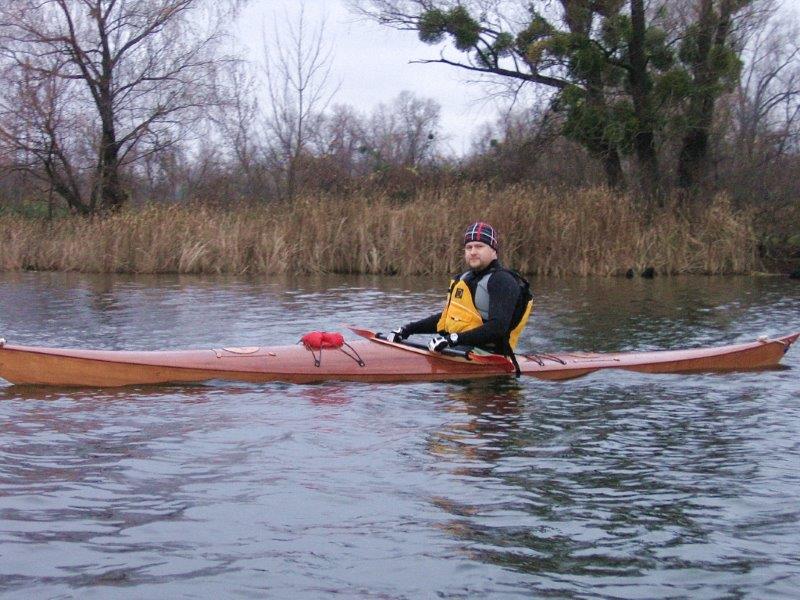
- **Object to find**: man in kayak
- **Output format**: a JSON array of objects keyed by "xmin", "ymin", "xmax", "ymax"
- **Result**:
[{"xmin": 388, "ymin": 221, "xmax": 533, "ymax": 368}]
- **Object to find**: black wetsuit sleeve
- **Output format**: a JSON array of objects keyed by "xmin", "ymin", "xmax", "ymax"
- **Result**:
[
  {"xmin": 402, "ymin": 313, "xmax": 441, "ymax": 336},
  {"xmin": 455, "ymin": 270, "xmax": 520, "ymax": 348}
]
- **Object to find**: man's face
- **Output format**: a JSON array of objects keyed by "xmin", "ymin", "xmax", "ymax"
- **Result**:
[{"xmin": 464, "ymin": 241, "xmax": 497, "ymax": 271}]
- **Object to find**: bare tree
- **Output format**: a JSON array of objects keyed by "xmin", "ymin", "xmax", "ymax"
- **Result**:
[
  {"xmin": 464, "ymin": 101, "xmax": 571, "ymax": 183},
  {"xmin": 0, "ymin": 53, "xmax": 93, "ymax": 213},
  {"xmin": 674, "ymin": 0, "xmax": 749, "ymax": 190},
  {"xmin": 363, "ymin": 91, "xmax": 441, "ymax": 169},
  {"xmin": 262, "ymin": 3, "xmax": 339, "ymax": 200},
  {"xmin": 734, "ymin": 14, "xmax": 800, "ymax": 163},
  {"xmin": 0, "ymin": 0, "xmax": 243, "ymax": 213},
  {"xmin": 319, "ymin": 103, "xmax": 369, "ymax": 180},
  {"xmin": 710, "ymin": 7, "xmax": 800, "ymax": 205},
  {"xmin": 208, "ymin": 58, "xmax": 265, "ymax": 200}
]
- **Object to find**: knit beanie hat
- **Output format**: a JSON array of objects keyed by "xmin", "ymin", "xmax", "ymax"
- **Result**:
[{"xmin": 464, "ymin": 222, "xmax": 499, "ymax": 251}]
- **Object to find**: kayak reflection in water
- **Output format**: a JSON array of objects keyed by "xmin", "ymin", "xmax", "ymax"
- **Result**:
[{"xmin": 387, "ymin": 222, "xmax": 534, "ymax": 374}]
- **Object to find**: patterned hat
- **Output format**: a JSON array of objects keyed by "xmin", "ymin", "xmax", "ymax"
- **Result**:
[{"xmin": 464, "ymin": 222, "xmax": 499, "ymax": 251}]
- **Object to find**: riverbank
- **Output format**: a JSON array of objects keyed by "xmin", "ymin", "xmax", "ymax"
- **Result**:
[{"xmin": 0, "ymin": 185, "xmax": 760, "ymax": 276}]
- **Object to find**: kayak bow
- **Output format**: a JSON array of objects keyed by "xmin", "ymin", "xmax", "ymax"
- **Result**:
[{"xmin": 0, "ymin": 330, "xmax": 796, "ymax": 387}]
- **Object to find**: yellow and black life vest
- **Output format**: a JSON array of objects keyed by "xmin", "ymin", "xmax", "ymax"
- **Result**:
[{"xmin": 436, "ymin": 267, "xmax": 533, "ymax": 351}]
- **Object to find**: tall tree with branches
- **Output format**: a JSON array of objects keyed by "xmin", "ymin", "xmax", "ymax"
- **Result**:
[
  {"xmin": 675, "ymin": 0, "xmax": 749, "ymax": 189},
  {"xmin": 262, "ymin": 4, "xmax": 339, "ymax": 201},
  {"xmin": 354, "ymin": 0, "xmax": 754, "ymax": 198},
  {"xmin": 0, "ymin": 0, "xmax": 243, "ymax": 213}
]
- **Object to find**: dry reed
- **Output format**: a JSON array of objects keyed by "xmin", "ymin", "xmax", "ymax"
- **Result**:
[{"xmin": 0, "ymin": 185, "xmax": 758, "ymax": 276}]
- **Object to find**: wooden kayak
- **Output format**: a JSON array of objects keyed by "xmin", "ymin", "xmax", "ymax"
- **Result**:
[{"xmin": 0, "ymin": 328, "xmax": 796, "ymax": 387}]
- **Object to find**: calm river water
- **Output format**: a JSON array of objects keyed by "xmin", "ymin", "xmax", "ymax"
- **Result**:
[{"xmin": 0, "ymin": 272, "xmax": 798, "ymax": 599}]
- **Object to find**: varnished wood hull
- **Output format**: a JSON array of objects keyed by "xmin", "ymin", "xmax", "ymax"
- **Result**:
[{"xmin": 0, "ymin": 332, "xmax": 796, "ymax": 387}]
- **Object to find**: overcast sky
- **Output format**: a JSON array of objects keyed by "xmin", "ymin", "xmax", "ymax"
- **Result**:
[{"xmin": 236, "ymin": 0, "xmax": 502, "ymax": 154}]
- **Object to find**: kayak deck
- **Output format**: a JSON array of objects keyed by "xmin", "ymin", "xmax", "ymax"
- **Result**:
[
  {"xmin": 0, "ymin": 331, "xmax": 796, "ymax": 387},
  {"xmin": 520, "ymin": 333, "xmax": 799, "ymax": 380}
]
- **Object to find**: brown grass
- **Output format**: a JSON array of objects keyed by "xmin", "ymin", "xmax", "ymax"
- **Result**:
[{"xmin": 0, "ymin": 185, "xmax": 759, "ymax": 276}]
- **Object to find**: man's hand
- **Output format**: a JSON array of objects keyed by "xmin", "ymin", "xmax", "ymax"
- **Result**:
[
  {"xmin": 428, "ymin": 333, "xmax": 458, "ymax": 352},
  {"xmin": 386, "ymin": 327, "xmax": 408, "ymax": 343}
]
